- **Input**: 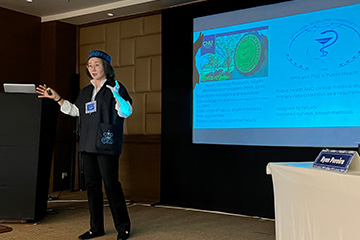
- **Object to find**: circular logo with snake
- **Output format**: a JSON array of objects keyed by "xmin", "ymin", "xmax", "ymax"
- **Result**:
[{"xmin": 286, "ymin": 19, "xmax": 360, "ymax": 71}]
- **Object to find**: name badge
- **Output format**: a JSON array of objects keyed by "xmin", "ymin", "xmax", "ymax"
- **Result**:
[
  {"xmin": 312, "ymin": 149, "xmax": 360, "ymax": 173},
  {"xmin": 85, "ymin": 101, "xmax": 97, "ymax": 114}
]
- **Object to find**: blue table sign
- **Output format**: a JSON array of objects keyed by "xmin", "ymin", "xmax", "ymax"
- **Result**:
[{"xmin": 312, "ymin": 149, "xmax": 360, "ymax": 173}]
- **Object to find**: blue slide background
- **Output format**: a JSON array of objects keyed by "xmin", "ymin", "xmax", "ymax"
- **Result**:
[{"xmin": 193, "ymin": 3, "xmax": 360, "ymax": 147}]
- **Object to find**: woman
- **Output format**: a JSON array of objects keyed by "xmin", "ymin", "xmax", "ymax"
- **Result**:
[{"xmin": 36, "ymin": 50, "xmax": 132, "ymax": 240}]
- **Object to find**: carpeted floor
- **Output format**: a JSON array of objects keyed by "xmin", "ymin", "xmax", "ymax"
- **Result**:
[{"xmin": 0, "ymin": 191, "xmax": 275, "ymax": 240}]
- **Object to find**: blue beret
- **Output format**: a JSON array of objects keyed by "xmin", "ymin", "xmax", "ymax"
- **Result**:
[{"xmin": 88, "ymin": 50, "xmax": 111, "ymax": 63}]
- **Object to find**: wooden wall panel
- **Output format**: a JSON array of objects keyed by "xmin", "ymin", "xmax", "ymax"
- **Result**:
[
  {"xmin": 79, "ymin": 14, "xmax": 162, "ymax": 202},
  {"xmin": 0, "ymin": 7, "xmax": 41, "ymax": 90}
]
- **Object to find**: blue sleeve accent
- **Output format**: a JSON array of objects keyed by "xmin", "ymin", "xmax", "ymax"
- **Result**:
[{"xmin": 112, "ymin": 81, "xmax": 132, "ymax": 117}]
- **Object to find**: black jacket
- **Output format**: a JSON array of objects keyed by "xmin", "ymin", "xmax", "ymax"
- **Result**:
[{"xmin": 75, "ymin": 79, "xmax": 132, "ymax": 156}]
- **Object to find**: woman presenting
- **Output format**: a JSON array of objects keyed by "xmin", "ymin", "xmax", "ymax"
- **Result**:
[{"xmin": 37, "ymin": 50, "xmax": 132, "ymax": 240}]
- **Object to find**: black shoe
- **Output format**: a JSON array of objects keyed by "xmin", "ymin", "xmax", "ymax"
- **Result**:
[
  {"xmin": 78, "ymin": 230, "xmax": 105, "ymax": 239},
  {"xmin": 117, "ymin": 230, "xmax": 130, "ymax": 240}
]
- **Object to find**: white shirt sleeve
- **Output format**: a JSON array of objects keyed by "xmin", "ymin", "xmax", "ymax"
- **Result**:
[
  {"xmin": 60, "ymin": 100, "xmax": 80, "ymax": 117},
  {"xmin": 115, "ymin": 100, "xmax": 132, "ymax": 118}
]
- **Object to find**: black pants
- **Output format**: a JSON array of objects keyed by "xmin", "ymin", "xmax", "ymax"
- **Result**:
[{"xmin": 82, "ymin": 152, "xmax": 130, "ymax": 233}]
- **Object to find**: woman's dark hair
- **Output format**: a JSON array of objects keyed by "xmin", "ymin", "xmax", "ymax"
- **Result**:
[{"xmin": 86, "ymin": 59, "xmax": 115, "ymax": 81}]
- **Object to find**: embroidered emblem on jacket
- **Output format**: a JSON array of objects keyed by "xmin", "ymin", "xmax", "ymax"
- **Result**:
[{"xmin": 101, "ymin": 130, "xmax": 114, "ymax": 144}]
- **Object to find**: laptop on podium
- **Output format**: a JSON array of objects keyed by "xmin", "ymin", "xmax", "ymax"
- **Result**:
[{"xmin": 3, "ymin": 83, "xmax": 36, "ymax": 94}]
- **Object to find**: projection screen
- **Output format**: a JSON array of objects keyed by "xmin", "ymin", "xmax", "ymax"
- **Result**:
[{"xmin": 193, "ymin": 0, "xmax": 360, "ymax": 147}]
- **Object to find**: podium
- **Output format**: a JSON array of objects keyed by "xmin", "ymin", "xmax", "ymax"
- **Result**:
[{"xmin": 0, "ymin": 93, "xmax": 58, "ymax": 221}]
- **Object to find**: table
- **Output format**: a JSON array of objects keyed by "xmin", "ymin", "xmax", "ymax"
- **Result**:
[{"xmin": 267, "ymin": 162, "xmax": 360, "ymax": 240}]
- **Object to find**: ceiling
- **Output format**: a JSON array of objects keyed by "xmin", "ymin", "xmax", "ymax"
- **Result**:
[{"xmin": 0, "ymin": 0, "xmax": 202, "ymax": 25}]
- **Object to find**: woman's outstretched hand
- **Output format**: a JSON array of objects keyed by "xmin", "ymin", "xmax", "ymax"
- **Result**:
[{"xmin": 36, "ymin": 84, "xmax": 60, "ymax": 101}]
